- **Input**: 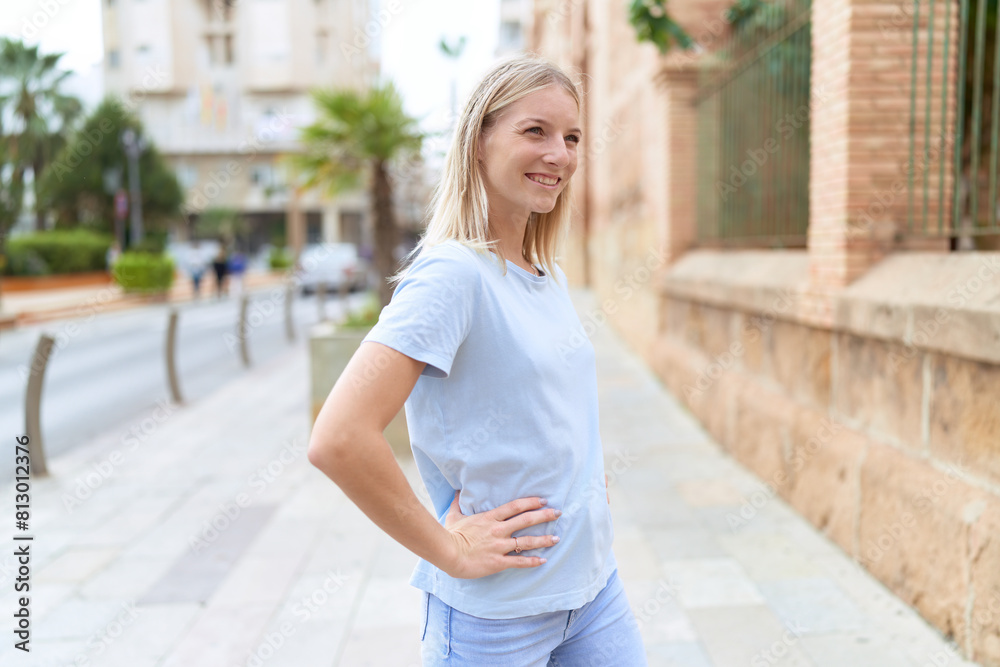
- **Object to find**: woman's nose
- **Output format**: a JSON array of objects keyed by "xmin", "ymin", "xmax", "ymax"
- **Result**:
[{"xmin": 544, "ymin": 139, "xmax": 571, "ymax": 168}]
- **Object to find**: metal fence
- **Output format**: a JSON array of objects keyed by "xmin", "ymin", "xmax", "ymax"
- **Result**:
[
  {"xmin": 695, "ymin": 0, "xmax": 813, "ymax": 247},
  {"xmin": 905, "ymin": 0, "xmax": 999, "ymax": 248}
]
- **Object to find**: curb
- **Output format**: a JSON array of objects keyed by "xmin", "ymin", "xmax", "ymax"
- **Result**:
[{"xmin": 1, "ymin": 272, "xmax": 294, "ymax": 329}]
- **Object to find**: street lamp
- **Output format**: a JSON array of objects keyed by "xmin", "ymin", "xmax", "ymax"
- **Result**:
[{"xmin": 120, "ymin": 128, "xmax": 145, "ymax": 247}]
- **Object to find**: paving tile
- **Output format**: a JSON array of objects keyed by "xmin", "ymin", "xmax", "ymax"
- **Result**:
[
  {"xmin": 34, "ymin": 597, "xmax": 139, "ymax": 641},
  {"xmin": 662, "ymin": 558, "xmax": 767, "ymax": 608},
  {"xmin": 351, "ymin": 577, "xmax": 423, "ymax": 630},
  {"xmin": 36, "ymin": 546, "xmax": 120, "ymax": 583},
  {"xmin": 78, "ymin": 555, "xmax": 176, "ymax": 600},
  {"xmin": 687, "ymin": 605, "xmax": 816, "ymax": 667},
  {"xmin": 675, "ymin": 479, "xmax": 745, "ymax": 507},
  {"xmin": 645, "ymin": 527, "xmax": 729, "ymax": 560},
  {"xmin": 757, "ymin": 578, "xmax": 869, "ymax": 635},
  {"xmin": 337, "ymin": 625, "xmax": 422, "ymax": 667},
  {"xmin": 74, "ymin": 602, "xmax": 200, "ymax": 667},
  {"xmin": 139, "ymin": 505, "xmax": 276, "ymax": 605},
  {"xmin": 645, "ymin": 641, "xmax": 714, "ymax": 667},
  {"xmin": 717, "ymin": 531, "xmax": 825, "ymax": 581},
  {"xmin": 625, "ymin": 578, "xmax": 698, "ymax": 644},
  {"xmin": 798, "ymin": 631, "xmax": 917, "ymax": 667},
  {"xmin": 160, "ymin": 602, "xmax": 276, "ymax": 667}
]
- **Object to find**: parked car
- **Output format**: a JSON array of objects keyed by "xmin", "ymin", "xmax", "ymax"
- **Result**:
[{"xmin": 296, "ymin": 243, "xmax": 369, "ymax": 294}]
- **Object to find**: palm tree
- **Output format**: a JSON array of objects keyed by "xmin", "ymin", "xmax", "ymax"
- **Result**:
[
  {"xmin": 292, "ymin": 82, "xmax": 423, "ymax": 308},
  {"xmin": 0, "ymin": 38, "xmax": 83, "ymax": 232}
]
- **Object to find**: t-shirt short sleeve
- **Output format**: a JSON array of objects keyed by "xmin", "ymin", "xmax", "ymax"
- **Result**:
[{"xmin": 362, "ymin": 244, "xmax": 480, "ymax": 379}]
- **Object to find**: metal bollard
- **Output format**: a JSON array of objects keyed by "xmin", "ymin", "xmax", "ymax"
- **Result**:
[
  {"xmin": 285, "ymin": 283, "xmax": 295, "ymax": 342},
  {"xmin": 165, "ymin": 309, "xmax": 184, "ymax": 404},
  {"xmin": 238, "ymin": 294, "xmax": 251, "ymax": 367},
  {"xmin": 24, "ymin": 334, "xmax": 54, "ymax": 477},
  {"xmin": 317, "ymin": 281, "xmax": 327, "ymax": 322}
]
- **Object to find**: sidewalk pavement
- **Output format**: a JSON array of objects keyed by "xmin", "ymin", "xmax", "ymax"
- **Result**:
[
  {"xmin": 0, "ymin": 289, "xmax": 976, "ymax": 667},
  {"xmin": 0, "ymin": 270, "xmax": 290, "ymax": 327}
]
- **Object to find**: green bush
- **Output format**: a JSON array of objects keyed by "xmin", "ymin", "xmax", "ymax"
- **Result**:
[
  {"xmin": 3, "ymin": 229, "xmax": 113, "ymax": 276},
  {"xmin": 132, "ymin": 231, "xmax": 168, "ymax": 254},
  {"xmin": 112, "ymin": 251, "xmax": 175, "ymax": 293},
  {"xmin": 269, "ymin": 247, "xmax": 293, "ymax": 270},
  {"xmin": 340, "ymin": 293, "xmax": 381, "ymax": 329}
]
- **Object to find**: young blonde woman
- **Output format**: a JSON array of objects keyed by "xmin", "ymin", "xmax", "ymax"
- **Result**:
[{"xmin": 308, "ymin": 55, "xmax": 647, "ymax": 666}]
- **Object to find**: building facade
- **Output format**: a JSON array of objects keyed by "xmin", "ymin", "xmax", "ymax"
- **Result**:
[{"xmin": 101, "ymin": 0, "xmax": 377, "ymax": 250}]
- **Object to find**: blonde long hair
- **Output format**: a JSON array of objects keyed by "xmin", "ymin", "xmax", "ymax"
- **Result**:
[{"xmin": 388, "ymin": 54, "xmax": 581, "ymax": 287}]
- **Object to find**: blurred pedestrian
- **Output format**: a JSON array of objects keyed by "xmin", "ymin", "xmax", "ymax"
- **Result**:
[
  {"xmin": 307, "ymin": 55, "xmax": 645, "ymax": 666},
  {"xmin": 228, "ymin": 249, "xmax": 247, "ymax": 296},
  {"xmin": 212, "ymin": 246, "xmax": 228, "ymax": 299},
  {"xmin": 106, "ymin": 240, "xmax": 121, "ymax": 270},
  {"xmin": 185, "ymin": 240, "xmax": 209, "ymax": 300}
]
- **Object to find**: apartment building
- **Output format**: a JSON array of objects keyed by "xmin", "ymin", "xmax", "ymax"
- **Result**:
[{"xmin": 101, "ymin": 0, "xmax": 377, "ymax": 250}]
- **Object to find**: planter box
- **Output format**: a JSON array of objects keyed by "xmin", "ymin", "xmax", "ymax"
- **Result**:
[{"xmin": 308, "ymin": 321, "xmax": 411, "ymax": 460}]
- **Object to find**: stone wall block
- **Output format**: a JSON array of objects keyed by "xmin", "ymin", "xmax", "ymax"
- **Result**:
[
  {"xmin": 928, "ymin": 354, "xmax": 1000, "ymax": 487},
  {"xmin": 833, "ymin": 333, "xmax": 925, "ymax": 449},
  {"xmin": 787, "ymin": 405, "xmax": 863, "ymax": 554},
  {"xmin": 858, "ymin": 444, "xmax": 974, "ymax": 646}
]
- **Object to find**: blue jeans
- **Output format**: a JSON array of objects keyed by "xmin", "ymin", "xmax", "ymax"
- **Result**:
[{"xmin": 420, "ymin": 569, "xmax": 647, "ymax": 666}]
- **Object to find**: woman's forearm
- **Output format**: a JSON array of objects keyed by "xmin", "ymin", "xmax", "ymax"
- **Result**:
[{"xmin": 309, "ymin": 431, "xmax": 457, "ymax": 574}]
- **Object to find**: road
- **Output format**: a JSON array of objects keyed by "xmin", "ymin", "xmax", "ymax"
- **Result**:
[{"xmin": 0, "ymin": 288, "xmax": 369, "ymax": 480}]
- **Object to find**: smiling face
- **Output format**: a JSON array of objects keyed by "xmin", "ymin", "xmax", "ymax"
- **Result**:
[{"xmin": 478, "ymin": 85, "xmax": 581, "ymax": 228}]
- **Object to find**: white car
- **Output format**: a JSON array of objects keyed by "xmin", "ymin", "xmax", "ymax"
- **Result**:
[{"xmin": 297, "ymin": 243, "xmax": 369, "ymax": 294}]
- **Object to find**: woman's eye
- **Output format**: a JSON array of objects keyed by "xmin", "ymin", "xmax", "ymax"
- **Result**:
[
  {"xmin": 566, "ymin": 134, "xmax": 580, "ymax": 144},
  {"xmin": 527, "ymin": 127, "xmax": 543, "ymax": 135}
]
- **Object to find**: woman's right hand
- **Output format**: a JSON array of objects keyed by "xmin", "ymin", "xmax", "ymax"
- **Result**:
[{"xmin": 441, "ymin": 490, "xmax": 561, "ymax": 579}]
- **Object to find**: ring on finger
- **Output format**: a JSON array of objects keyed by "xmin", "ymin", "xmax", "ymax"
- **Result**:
[{"xmin": 513, "ymin": 536, "xmax": 522, "ymax": 554}]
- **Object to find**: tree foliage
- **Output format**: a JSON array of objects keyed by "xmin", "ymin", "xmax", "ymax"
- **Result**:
[
  {"xmin": 38, "ymin": 97, "xmax": 183, "ymax": 236},
  {"xmin": 628, "ymin": 0, "xmax": 694, "ymax": 54},
  {"xmin": 291, "ymin": 81, "xmax": 423, "ymax": 307},
  {"xmin": 0, "ymin": 37, "xmax": 83, "ymax": 233}
]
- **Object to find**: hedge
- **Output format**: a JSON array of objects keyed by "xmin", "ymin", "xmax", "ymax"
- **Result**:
[
  {"xmin": 112, "ymin": 252, "xmax": 175, "ymax": 293},
  {"xmin": 3, "ymin": 230, "xmax": 113, "ymax": 276}
]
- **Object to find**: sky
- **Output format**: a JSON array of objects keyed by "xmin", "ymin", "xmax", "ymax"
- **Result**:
[{"xmin": 0, "ymin": 0, "xmax": 503, "ymax": 139}]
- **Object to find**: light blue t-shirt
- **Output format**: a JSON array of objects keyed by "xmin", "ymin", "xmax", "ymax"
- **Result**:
[{"xmin": 362, "ymin": 239, "xmax": 617, "ymax": 619}]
